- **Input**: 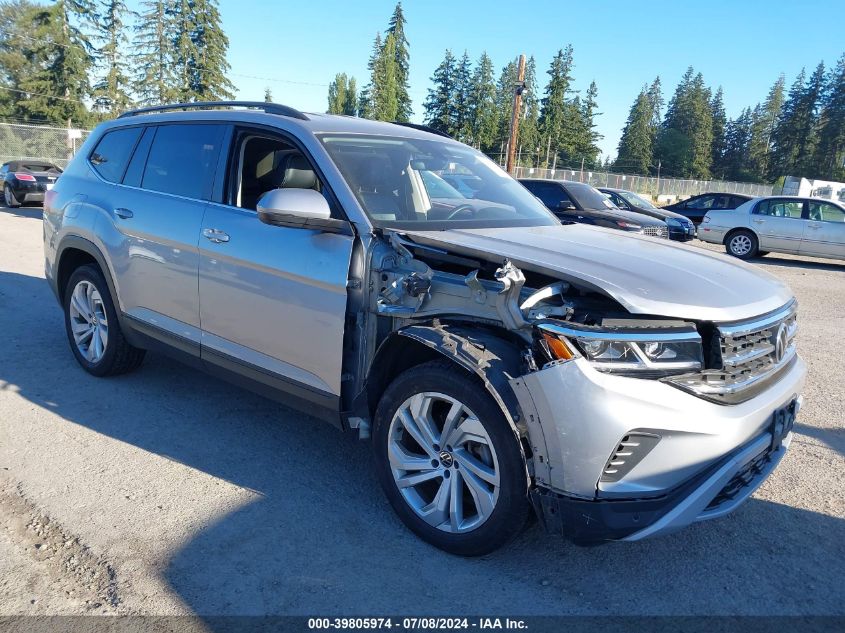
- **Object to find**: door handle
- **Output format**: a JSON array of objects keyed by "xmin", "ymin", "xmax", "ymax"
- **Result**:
[
  {"xmin": 807, "ymin": 222, "xmax": 821, "ymax": 229},
  {"xmin": 114, "ymin": 207, "xmax": 133, "ymax": 219},
  {"xmin": 202, "ymin": 228, "xmax": 230, "ymax": 243},
  {"xmin": 752, "ymin": 218, "xmax": 765, "ymax": 224}
]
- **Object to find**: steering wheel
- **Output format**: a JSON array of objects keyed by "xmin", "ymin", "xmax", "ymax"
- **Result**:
[{"xmin": 444, "ymin": 203, "xmax": 476, "ymax": 220}]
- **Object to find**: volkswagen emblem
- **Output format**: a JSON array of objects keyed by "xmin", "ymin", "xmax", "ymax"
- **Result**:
[
  {"xmin": 439, "ymin": 450, "xmax": 454, "ymax": 468},
  {"xmin": 774, "ymin": 323, "xmax": 788, "ymax": 363}
]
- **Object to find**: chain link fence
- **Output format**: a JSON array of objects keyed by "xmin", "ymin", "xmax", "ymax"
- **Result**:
[
  {"xmin": 512, "ymin": 166, "xmax": 773, "ymax": 200},
  {"xmin": 0, "ymin": 122, "xmax": 91, "ymax": 169}
]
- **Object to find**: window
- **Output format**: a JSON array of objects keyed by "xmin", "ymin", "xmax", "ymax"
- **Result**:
[
  {"xmin": 123, "ymin": 127, "xmax": 156, "ymax": 188},
  {"xmin": 808, "ymin": 201, "xmax": 845, "ymax": 223},
  {"xmin": 320, "ymin": 134, "xmax": 556, "ymax": 229},
  {"xmin": 729, "ymin": 196, "xmax": 749, "ymax": 208},
  {"xmin": 684, "ymin": 195, "xmax": 716, "ymax": 210},
  {"xmin": 89, "ymin": 127, "xmax": 143, "ymax": 183},
  {"xmin": 754, "ymin": 199, "xmax": 803, "ymax": 218},
  {"xmin": 524, "ymin": 181, "xmax": 573, "ymax": 210},
  {"xmin": 141, "ymin": 124, "xmax": 225, "ymax": 199}
]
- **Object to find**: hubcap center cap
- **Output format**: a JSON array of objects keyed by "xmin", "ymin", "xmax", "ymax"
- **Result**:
[{"xmin": 439, "ymin": 450, "xmax": 454, "ymax": 468}]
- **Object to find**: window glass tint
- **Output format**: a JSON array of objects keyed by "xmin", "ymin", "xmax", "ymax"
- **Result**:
[
  {"xmin": 141, "ymin": 124, "xmax": 225, "ymax": 199},
  {"xmin": 755, "ymin": 199, "xmax": 803, "ymax": 218},
  {"xmin": 808, "ymin": 201, "xmax": 845, "ymax": 223},
  {"xmin": 524, "ymin": 181, "xmax": 571, "ymax": 209},
  {"xmin": 685, "ymin": 195, "xmax": 715, "ymax": 210},
  {"xmin": 89, "ymin": 127, "xmax": 143, "ymax": 183},
  {"xmin": 565, "ymin": 182, "xmax": 614, "ymax": 210},
  {"xmin": 729, "ymin": 196, "xmax": 748, "ymax": 208},
  {"xmin": 123, "ymin": 127, "xmax": 155, "ymax": 188}
]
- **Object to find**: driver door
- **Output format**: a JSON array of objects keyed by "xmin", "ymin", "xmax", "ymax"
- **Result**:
[{"xmin": 198, "ymin": 128, "xmax": 354, "ymax": 415}]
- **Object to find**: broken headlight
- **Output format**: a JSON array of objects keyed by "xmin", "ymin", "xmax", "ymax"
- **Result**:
[{"xmin": 537, "ymin": 322, "xmax": 703, "ymax": 377}]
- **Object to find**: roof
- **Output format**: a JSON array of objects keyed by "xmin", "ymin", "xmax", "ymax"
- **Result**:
[{"xmin": 102, "ymin": 106, "xmax": 455, "ymax": 143}]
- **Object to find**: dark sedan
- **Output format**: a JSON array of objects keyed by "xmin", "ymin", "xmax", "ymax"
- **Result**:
[
  {"xmin": 661, "ymin": 192, "xmax": 754, "ymax": 225},
  {"xmin": 1, "ymin": 160, "xmax": 62, "ymax": 208},
  {"xmin": 519, "ymin": 178, "xmax": 669, "ymax": 238},
  {"xmin": 598, "ymin": 187, "xmax": 696, "ymax": 241}
]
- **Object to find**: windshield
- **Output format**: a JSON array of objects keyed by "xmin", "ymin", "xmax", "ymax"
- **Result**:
[
  {"xmin": 619, "ymin": 190, "xmax": 657, "ymax": 209},
  {"xmin": 319, "ymin": 134, "xmax": 558, "ymax": 229},
  {"xmin": 566, "ymin": 182, "xmax": 616, "ymax": 210}
]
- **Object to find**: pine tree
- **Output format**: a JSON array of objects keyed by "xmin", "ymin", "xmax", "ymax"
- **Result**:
[
  {"xmin": 423, "ymin": 49, "xmax": 457, "ymax": 134},
  {"xmin": 770, "ymin": 65, "xmax": 825, "ymax": 178},
  {"xmin": 372, "ymin": 32, "xmax": 398, "ymax": 120},
  {"xmin": 358, "ymin": 32, "xmax": 382, "ymax": 119},
  {"xmin": 747, "ymin": 75, "xmax": 785, "ymax": 180},
  {"xmin": 92, "ymin": 0, "xmax": 133, "ymax": 114},
  {"xmin": 814, "ymin": 54, "xmax": 845, "ymax": 180},
  {"xmin": 343, "ymin": 77, "xmax": 358, "ymax": 116},
  {"xmin": 327, "ymin": 72, "xmax": 349, "ymax": 114},
  {"xmin": 656, "ymin": 68, "xmax": 713, "ymax": 178},
  {"xmin": 188, "ymin": 0, "xmax": 235, "ymax": 100},
  {"xmin": 538, "ymin": 46, "xmax": 574, "ymax": 167},
  {"xmin": 518, "ymin": 56, "xmax": 541, "ymax": 166},
  {"xmin": 0, "ymin": 0, "xmax": 44, "ymax": 118},
  {"xmin": 452, "ymin": 50, "xmax": 472, "ymax": 141},
  {"xmin": 615, "ymin": 88, "xmax": 655, "ymax": 174},
  {"xmin": 710, "ymin": 87, "xmax": 727, "ymax": 178},
  {"xmin": 722, "ymin": 108, "xmax": 753, "ymax": 181},
  {"xmin": 493, "ymin": 57, "xmax": 518, "ymax": 161},
  {"xmin": 386, "ymin": 2, "xmax": 411, "ymax": 121},
  {"xmin": 132, "ymin": 0, "xmax": 177, "ymax": 105},
  {"xmin": 575, "ymin": 80, "xmax": 601, "ymax": 168},
  {"xmin": 17, "ymin": 0, "xmax": 95, "ymax": 125},
  {"xmin": 466, "ymin": 52, "xmax": 497, "ymax": 151}
]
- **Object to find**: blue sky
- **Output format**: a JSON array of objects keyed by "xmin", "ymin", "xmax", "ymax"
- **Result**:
[{"xmin": 216, "ymin": 0, "xmax": 844, "ymax": 160}]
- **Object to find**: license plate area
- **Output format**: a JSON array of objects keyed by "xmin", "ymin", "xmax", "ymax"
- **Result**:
[{"xmin": 770, "ymin": 399, "xmax": 796, "ymax": 452}]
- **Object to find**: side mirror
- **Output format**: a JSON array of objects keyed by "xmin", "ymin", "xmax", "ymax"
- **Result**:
[
  {"xmin": 557, "ymin": 201, "xmax": 577, "ymax": 211},
  {"xmin": 256, "ymin": 188, "xmax": 348, "ymax": 233}
]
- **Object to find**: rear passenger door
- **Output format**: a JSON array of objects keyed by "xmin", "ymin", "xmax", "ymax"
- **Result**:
[
  {"xmin": 801, "ymin": 200, "xmax": 845, "ymax": 259},
  {"xmin": 750, "ymin": 198, "xmax": 806, "ymax": 253},
  {"xmin": 97, "ymin": 122, "xmax": 225, "ymax": 351}
]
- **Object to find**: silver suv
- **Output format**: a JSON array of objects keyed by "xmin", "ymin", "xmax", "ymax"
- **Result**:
[{"xmin": 44, "ymin": 102, "xmax": 806, "ymax": 555}]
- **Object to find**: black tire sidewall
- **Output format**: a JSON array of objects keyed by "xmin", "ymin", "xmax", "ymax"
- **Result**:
[
  {"xmin": 373, "ymin": 361, "xmax": 530, "ymax": 556},
  {"xmin": 63, "ymin": 265, "xmax": 121, "ymax": 376},
  {"xmin": 4, "ymin": 184, "xmax": 20, "ymax": 208},
  {"xmin": 727, "ymin": 230, "xmax": 757, "ymax": 259}
]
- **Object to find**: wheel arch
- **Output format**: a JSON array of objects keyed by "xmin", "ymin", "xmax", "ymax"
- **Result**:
[
  {"xmin": 723, "ymin": 226, "xmax": 758, "ymax": 246},
  {"xmin": 360, "ymin": 321, "xmax": 532, "ymax": 480}
]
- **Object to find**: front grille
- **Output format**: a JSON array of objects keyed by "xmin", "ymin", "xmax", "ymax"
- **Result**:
[
  {"xmin": 666, "ymin": 302, "xmax": 798, "ymax": 404},
  {"xmin": 642, "ymin": 226, "xmax": 668, "ymax": 239},
  {"xmin": 706, "ymin": 449, "xmax": 770, "ymax": 510}
]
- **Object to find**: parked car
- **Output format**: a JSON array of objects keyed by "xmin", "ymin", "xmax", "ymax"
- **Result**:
[
  {"xmin": 700, "ymin": 195, "xmax": 845, "ymax": 260},
  {"xmin": 44, "ymin": 101, "xmax": 805, "ymax": 555},
  {"xmin": 1, "ymin": 160, "xmax": 62, "ymax": 208},
  {"xmin": 519, "ymin": 178, "xmax": 669, "ymax": 238},
  {"xmin": 662, "ymin": 192, "xmax": 754, "ymax": 225},
  {"xmin": 598, "ymin": 187, "xmax": 696, "ymax": 241}
]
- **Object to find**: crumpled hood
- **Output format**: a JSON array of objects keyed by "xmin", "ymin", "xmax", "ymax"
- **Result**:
[{"xmin": 404, "ymin": 223, "xmax": 794, "ymax": 322}]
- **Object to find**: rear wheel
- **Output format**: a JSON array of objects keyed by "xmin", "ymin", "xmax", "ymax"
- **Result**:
[
  {"xmin": 726, "ymin": 230, "xmax": 758, "ymax": 259},
  {"xmin": 4, "ymin": 184, "xmax": 20, "ymax": 208},
  {"xmin": 373, "ymin": 360, "xmax": 530, "ymax": 556},
  {"xmin": 63, "ymin": 265, "xmax": 145, "ymax": 376}
]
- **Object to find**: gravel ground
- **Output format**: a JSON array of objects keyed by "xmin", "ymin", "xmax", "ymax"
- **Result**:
[{"xmin": 0, "ymin": 205, "xmax": 843, "ymax": 616}]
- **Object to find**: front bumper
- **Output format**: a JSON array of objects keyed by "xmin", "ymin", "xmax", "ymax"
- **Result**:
[{"xmin": 510, "ymin": 355, "xmax": 806, "ymax": 542}]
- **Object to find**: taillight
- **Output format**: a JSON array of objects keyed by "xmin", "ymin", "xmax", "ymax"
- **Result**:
[{"xmin": 14, "ymin": 172, "xmax": 36, "ymax": 181}]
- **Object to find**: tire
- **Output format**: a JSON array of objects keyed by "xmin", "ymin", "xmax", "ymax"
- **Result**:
[
  {"xmin": 373, "ymin": 359, "xmax": 530, "ymax": 556},
  {"xmin": 725, "ymin": 229, "xmax": 758, "ymax": 260},
  {"xmin": 758, "ymin": 251, "xmax": 770, "ymax": 257},
  {"xmin": 4, "ymin": 184, "xmax": 20, "ymax": 208},
  {"xmin": 63, "ymin": 264, "xmax": 145, "ymax": 376}
]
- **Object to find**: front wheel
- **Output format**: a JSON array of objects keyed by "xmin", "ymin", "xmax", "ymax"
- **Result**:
[
  {"xmin": 726, "ymin": 230, "xmax": 758, "ymax": 259},
  {"xmin": 373, "ymin": 360, "xmax": 530, "ymax": 556},
  {"xmin": 4, "ymin": 184, "xmax": 20, "ymax": 208}
]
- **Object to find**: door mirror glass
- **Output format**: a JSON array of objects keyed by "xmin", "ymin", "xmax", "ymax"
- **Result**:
[{"xmin": 257, "ymin": 188, "xmax": 337, "ymax": 230}]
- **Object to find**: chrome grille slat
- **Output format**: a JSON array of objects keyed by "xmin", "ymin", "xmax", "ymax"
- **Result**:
[{"xmin": 665, "ymin": 302, "xmax": 798, "ymax": 404}]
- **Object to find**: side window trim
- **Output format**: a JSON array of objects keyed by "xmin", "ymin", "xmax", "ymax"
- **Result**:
[
  {"xmin": 122, "ymin": 126, "xmax": 157, "ymax": 188},
  {"xmin": 87, "ymin": 124, "xmax": 145, "ymax": 184}
]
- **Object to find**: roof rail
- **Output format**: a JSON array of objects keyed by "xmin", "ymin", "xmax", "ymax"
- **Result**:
[
  {"xmin": 391, "ymin": 121, "xmax": 453, "ymax": 139},
  {"xmin": 118, "ymin": 101, "xmax": 309, "ymax": 121}
]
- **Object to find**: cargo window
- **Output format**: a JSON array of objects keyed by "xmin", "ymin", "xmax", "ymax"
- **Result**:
[
  {"xmin": 89, "ymin": 127, "xmax": 143, "ymax": 183},
  {"xmin": 141, "ymin": 124, "xmax": 225, "ymax": 200}
]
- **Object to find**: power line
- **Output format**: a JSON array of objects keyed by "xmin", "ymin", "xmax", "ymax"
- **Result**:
[{"xmin": 0, "ymin": 85, "xmax": 87, "ymax": 104}]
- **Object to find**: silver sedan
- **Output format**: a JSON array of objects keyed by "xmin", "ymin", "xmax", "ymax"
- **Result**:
[{"xmin": 699, "ymin": 195, "xmax": 845, "ymax": 260}]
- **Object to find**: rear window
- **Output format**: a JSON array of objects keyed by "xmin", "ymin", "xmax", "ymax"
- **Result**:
[
  {"xmin": 89, "ymin": 127, "xmax": 143, "ymax": 183},
  {"xmin": 140, "ymin": 124, "xmax": 225, "ymax": 199}
]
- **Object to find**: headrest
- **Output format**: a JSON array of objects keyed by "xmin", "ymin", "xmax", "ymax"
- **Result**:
[{"xmin": 280, "ymin": 154, "xmax": 317, "ymax": 189}]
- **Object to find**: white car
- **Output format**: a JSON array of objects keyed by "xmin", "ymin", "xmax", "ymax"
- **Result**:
[{"xmin": 699, "ymin": 195, "xmax": 845, "ymax": 261}]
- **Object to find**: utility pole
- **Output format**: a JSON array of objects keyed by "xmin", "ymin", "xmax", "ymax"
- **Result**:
[{"xmin": 505, "ymin": 54, "xmax": 527, "ymax": 175}]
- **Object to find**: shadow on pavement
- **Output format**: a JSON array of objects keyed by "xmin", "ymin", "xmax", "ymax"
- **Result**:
[
  {"xmin": 748, "ymin": 254, "xmax": 845, "ymax": 273},
  {"xmin": 1, "ymin": 267, "xmax": 843, "ymax": 617},
  {"xmin": 0, "ymin": 205, "xmax": 44, "ymax": 220}
]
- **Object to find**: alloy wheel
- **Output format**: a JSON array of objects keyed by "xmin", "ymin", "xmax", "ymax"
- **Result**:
[
  {"xmin": 68, "ymin": 280, "xmax": 109, "ymax": 363},
  {"xmin": 387, "ymin": 392, "xmax": 500, "ymax": 533},
  {"xmin": 730, "ymin": 234, "xmax": 752, "ymax": 256}
]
